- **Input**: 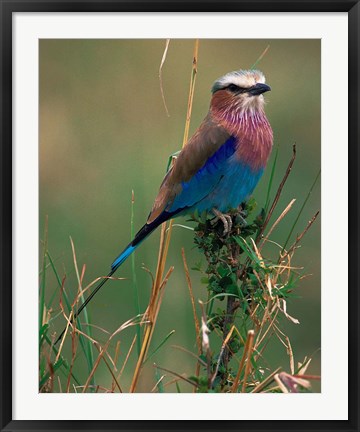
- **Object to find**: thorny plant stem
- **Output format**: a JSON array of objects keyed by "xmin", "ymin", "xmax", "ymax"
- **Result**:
[{"xmin": 222, "ymin": 221, "xmax": 242, "ymax": 371}]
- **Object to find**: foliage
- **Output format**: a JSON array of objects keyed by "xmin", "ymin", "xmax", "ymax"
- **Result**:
[{"xmin": 188, "ymin": 198, "xmax": 308, "ymax": 392}]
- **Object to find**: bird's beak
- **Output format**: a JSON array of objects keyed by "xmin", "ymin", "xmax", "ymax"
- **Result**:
[{"xmin": 248, "ymin": 83, "xmax": 271, "ymax": 96}]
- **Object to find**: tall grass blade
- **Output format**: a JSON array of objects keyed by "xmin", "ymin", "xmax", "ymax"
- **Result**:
[
  {"xmin": 256, "ymin": 145, "xmax": 297, "ymax": 243},
  {"xmin": 144, "ymin": 330, "xmax": 175, "ymax": 364},
  {"xmin": 131, "ymin": 190, "xmax": 141, "ymax": 357},
  {"xmin": 46, "ymin": 251, "xmax": 63, "ymax": 308},
  {"xmin": 159, "ymin": 39, "xmax": 171, "ymax": 117},
  {"xmin": 282, "ymin": 169, "xmax": 320, "ymax": 252},
  {"xmin": 39, "ymin": 217, "xmax": 48, "ymax": 333},
  {"xmin": 154, "ymin": 367, "xmax": 165, "ymax": 393},
  {"xmin": 43, "ymin": 334, "xmax": 81, "ymax": 386},
  {"xmin": 264, "ymin": 144, "xmax": 279, "ymax": 214},
  {"xmin": 251, "ymin": 44, "xmax": 270, "ymax": 70},
  {"xmin": 39, "ymin": 358, "xmax": 64, "ymax": 389},
  {"xmin": 47, "ymin": 249, "xmax": 99, "ymax": 373},
  {"xmin": 49, "ymin": 254, "xmax": 95, "ymax": 379},
  {"xmin": 70, "ymin": 237, "xmax": 95, "ymax": 392}
]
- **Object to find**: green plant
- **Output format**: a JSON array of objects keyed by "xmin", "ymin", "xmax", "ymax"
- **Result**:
[{"xmin": 179, "ymin": 147, "xmax": 320, "ymax": 393}]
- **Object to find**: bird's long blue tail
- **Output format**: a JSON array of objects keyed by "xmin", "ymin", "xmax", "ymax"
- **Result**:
[
  {"xmin": 111, "ymin": 243, "xmax": 137, "ymax": 271},
  {"xmin": 111, "ymin": 212, "xmax": 168, "ymax": 270}
]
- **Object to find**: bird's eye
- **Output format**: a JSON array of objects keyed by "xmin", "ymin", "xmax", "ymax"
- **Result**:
[{"xmin": 227, "ymin": 84, "xmax": 240, "ymax": 92}]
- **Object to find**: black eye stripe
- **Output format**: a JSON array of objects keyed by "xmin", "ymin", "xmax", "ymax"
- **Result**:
[{"xmin": 226, "ymin": 84, "xmax": 247, "ymax": 93}]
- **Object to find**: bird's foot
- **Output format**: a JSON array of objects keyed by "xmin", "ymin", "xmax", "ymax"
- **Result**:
[{"xmin": 211, "ymin": 208, "xmax": 233, "ymax": 236}]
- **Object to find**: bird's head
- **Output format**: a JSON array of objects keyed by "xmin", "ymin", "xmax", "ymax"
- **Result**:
[{"xmin": 210, "ymin": 69, "xmax": 271, "ymax": 115}]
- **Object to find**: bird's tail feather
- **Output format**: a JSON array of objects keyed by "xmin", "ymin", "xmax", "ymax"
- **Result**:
[
  {"xmin": 111, "ymin": 217, "xmax": 164, "ymax": 270},
  {"xmin": 111, "ymin": 243, "xmax": 137, "ymax": 271}
]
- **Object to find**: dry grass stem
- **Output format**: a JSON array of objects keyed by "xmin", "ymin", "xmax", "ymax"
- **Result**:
[
  {"xmin": 260, "ymin": 199, "xmax": 296, "ymax": 250},
  {"xmin": 251, "ymin": 44, "xmax": 270, "ymax": 69},
  {"xmin": 82, "ymin": 316, "xmax": 141, "ymax": 393},
  {"xmin": 171, "ymin": 345, "xmax": 207, "ymax": 367},
  {"xmin": 274, "ymin": 373, "xmax": 289, "ymax": 393},
  {"xmin": 257, "ymin": 144, "xmax": 296, "ymax": 242},
  {"xmin": 153, "ymin": 364, "xmax": 198, "ymax": 388},
  {"xmin": 151, "ymin": 375, "xmax": 166, "ymax": 392},
  {"xmin": 129, "ymin": 40, "xmax": 200, "ymax": 393},
  {"xmin": 112, "ymin": 334, "xmax": 137, "ymax": 392},
  {"xmin": 211, "ymin": 325, "xmax": 236, "ymax": 386},
  {"xmin": 241, "ymin": 330, "xmax": 255, "ymax": 393},
  {"xmin": 159, "ymin": 39, "xmax": 171, "ymax": 117},
  {"xmin": 286, "ymin": 336, "xmax": 295, "ymax": 375},
  {"xmin": 182, "ymin": 249, "xmax": 201, "ymax": 353},
  {"xmin": 282, "ymin": 210, "xmax": 320, "ymax": 259},
  {"xmin": 181, "ymin": 248, "xmax": 202, "ymax": 387},
  {"xmin": 297, "ymin": 357, "xmax": 312, "ymax": 375},
  {"xmin": 254, "ymin": 309, "xmax": 279, "ymax": 349},
  {"xmin": 232, "ymin": 330, "xmax": 255, "ymax": 393},
  {"xmin": 251, "ymin": 367, "xmax": 282, "ymax": 393},
  {"xmin": 276, "ymin": 371, "xmax": 311, "ymax": 393}
]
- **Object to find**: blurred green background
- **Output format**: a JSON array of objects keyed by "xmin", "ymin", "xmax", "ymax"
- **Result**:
[{"xmin": 40, "ymin": 39, "xmax": 321, "ymax": 392}]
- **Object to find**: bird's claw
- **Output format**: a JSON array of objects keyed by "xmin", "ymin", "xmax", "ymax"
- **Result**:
[{"xmin": 212, "ymin": 209, "xmax": 233, "ymax": 236}]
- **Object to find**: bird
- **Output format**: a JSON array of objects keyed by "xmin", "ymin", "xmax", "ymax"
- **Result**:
[{"xmin": 55, "ymin": 69, "xmax": 273, "ymax": 345}]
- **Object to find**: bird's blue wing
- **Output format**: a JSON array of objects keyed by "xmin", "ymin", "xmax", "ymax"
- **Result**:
[{"xmin": 168, "ymin": 136, "xmax": 237, "ymax": 213}]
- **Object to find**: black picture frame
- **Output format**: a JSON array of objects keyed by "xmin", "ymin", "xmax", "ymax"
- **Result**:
[{"xmin": 1, "ymin": 1, "xmax": 359, "ymax": 431}]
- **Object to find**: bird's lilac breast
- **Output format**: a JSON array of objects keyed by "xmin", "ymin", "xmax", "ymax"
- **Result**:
[{"xmin": 211, "ymin": 95, "xmax": 273, "ymax": 172}]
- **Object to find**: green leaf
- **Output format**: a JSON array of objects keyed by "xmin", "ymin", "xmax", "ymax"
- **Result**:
[
  {"xmin": 46, "ymin": 251, "xmax": 63, "ymax": 308},
  {"xmin": 39, "ymin": 358, "xmax": 64, "ymax": 389},
  {"xmin": 207, "ymin": 293, "xmax": 238, "ymax": 303},
  {"xmin": 226, "ymin": 284, "xmax": 239, "ymax": 296},
  {"xmin": 264, "ymin": 144, "xmax": 279, "ymax": 213},
  {"xmin": 217, "ymin": 264, "xmax": 229, "ymax": 277},
  {"xmin": 219, "ymin": 276, "xmax": 232, "ymax": 289},
  {"xmin": 144, "ymin": 330, "xmax": 176, "ymax": 364},
  {"xmin": 172, "ymin": 224, "xmax": 194, "ymax": 231},
  {"xmin": 234, "ymin": 237, "xmax": 260, "ymax": 265},
  {"xmin": 282, "ymin": 169, "xmax": 320, "ymax": 252},
  {"xmin": 43, "ymin": 334, "xmax": 81, "ymax": 386},
  {"xmin": 154, "ymin": 367, "xmax": 165, "ymax": 393}
]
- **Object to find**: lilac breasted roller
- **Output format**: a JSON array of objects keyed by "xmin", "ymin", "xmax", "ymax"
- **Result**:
[{"xmin": 55, "ymin": 69, "xmax": 273, "ymax": 344}]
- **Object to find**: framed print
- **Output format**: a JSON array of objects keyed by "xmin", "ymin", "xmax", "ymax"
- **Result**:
[{"xmin": 1, "ymin": 1, "xmax": 359, "ymax": 431}]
